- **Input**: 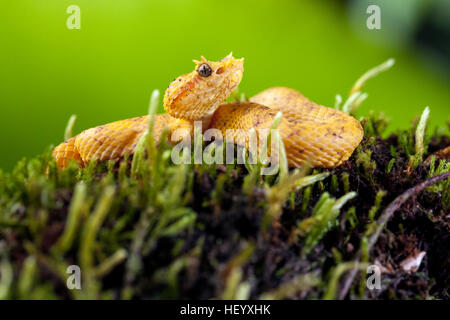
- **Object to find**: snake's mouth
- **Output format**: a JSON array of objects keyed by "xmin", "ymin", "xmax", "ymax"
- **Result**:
[{"xmin": 230, "ymin": 59, "xmax": 244, "ymax": 86}]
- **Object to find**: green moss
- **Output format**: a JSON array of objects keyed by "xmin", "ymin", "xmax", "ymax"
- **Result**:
[
  {"xmin": 355, "ymin": 147, "xmax": 376, "ymax": 182},
  {"xmin": 298, "ymin": 191, "xmax": 357, "ymax": 257}
]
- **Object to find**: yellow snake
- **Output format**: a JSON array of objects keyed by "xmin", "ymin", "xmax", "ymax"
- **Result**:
[{"xmin": 52, "ymin": 53, "xmax": 363, "ymax": 169}]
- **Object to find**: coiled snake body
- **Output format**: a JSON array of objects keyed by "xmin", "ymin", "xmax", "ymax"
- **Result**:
[{"xmin": 53, "ymin": 54, "xmax": 363, "ymax": 169}]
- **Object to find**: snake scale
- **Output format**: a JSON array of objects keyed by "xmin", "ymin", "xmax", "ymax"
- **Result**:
[{"xmin": 53, "ymin": 53, "xmax": 363, "ymax": 169}]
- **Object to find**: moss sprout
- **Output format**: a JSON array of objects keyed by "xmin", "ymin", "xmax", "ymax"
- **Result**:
[{"xmin": 64, "ymin": 114, "xmax": 77, "ymax": 141}]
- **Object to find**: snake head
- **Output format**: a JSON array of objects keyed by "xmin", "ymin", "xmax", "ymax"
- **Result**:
[{"xmin": 163, "ymin": 53, "xmax": 244, "ymax": 121}]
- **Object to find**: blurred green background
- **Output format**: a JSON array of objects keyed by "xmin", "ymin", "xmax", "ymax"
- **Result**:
[{"xmin": 1, "ymin": 0, "xmax": 449, "ymax": 170}]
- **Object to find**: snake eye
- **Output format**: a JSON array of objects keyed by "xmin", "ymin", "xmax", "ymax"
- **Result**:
[{"xmin": 197, "ymin": 63, "xmax": 212, "ymax": 77}]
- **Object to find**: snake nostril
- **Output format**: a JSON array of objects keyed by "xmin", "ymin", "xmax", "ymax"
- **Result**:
[{"xmin": 216, "ymin": 67, "xmax": 224, "ymax": 74}]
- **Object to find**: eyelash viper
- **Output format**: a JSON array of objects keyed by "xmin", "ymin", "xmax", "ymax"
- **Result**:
[{"xmin": 52, "ymin": 53, "xmax": 363, "ymax": 169}]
